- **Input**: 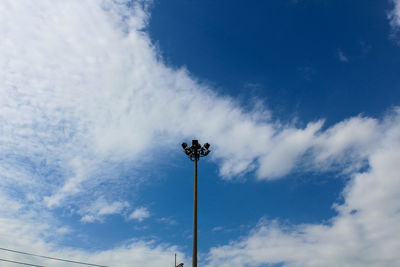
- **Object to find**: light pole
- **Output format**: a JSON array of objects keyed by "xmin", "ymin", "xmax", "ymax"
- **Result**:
[{"xmin": 181, "ymin": 140, "xmax": 210, "ymax": 267}]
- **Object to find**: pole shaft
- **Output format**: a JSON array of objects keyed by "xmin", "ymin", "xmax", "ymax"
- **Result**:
[{"xmin": 192, "ymin": 158, "xmax": 198, "ymax": 267}]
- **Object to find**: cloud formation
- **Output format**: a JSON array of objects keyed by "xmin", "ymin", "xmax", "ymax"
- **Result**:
[
  {"xmin": 337, "ymin": 49, "xmax": 349, "ymax": 62},
  {"xmin": 207, "ymin": 110, "xmax": 400, "ymax": 266},
  {"xmin": 0, "ymin": 0, "xmax": 399, "ymax": 266},
  {"xmin": 0, "ymin": 0, "xmax": 385, "ymax": 214},
  {"xmin": 80, "ymin": 197, "xmax": 129, "ymax": 223},
  {"xmin": 389, "ymin": 0, "xmax": 400, "ymax": 29},
  {"xmin": 129, "ymin": 207, "xmax": 150, "ymax": 222}
]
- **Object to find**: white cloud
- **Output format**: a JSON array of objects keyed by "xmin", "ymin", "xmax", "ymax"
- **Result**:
[
  {"xmin": 256, "ymin": 121, "xmax": 323, "ymax": 179},
  {"xmin": 389, "ymin": 0, "xmax": 400, "ymax": 30},
  {"xmin": 337, "ymin": 49, "xmax": 349, "ymax": 62},
  {"xmin": 80, "ymin": 197, "xmax": 129, "ymax": 223},
  {"xmin": 206, "ymin": 110, "xmax": 400, "ymax": 267},
  {"xmin": 0, "ymin": 0, "xmax": 384, "ymax": 215},
  {"xmin": 157, "ymin": 217, "xmax": 178, "ymax": 225},
  {"xmin": 129, "ymin": 207, "xmax": 150, "ymax": 222},
  {"xmin": 212, "ymin": 226, "xmax": 224, "ymax": 232}
]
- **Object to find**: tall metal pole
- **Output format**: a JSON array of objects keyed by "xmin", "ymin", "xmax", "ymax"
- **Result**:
[
  {"xmin": 192, "ymin": 158, "xmax": 198, "ymax": 267},
  {"xmin": 181, "ymin": 140, "xmax": 210, "ymax": 267}
]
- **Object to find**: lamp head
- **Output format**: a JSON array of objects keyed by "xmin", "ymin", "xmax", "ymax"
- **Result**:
[
  {"xmin": 192, "ymin": 139, "xmax": 199, "ymax": 147},
  {"xmin": 203, "ymin": 143, "xmax": 210, "ymax": 149},
  {"xmin": 181, "ymin": 142, "xmax": 188, "ymax": 149}
]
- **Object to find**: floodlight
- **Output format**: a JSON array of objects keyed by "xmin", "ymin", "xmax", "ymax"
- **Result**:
[
  {"xmin": 192, "ymin": 140, "xmax": 199, "ymax": 147},
  {"xmin": 182, "ymin": 142, "xmax": 188, "ymax": 149},
  {"xmin": 203, "ymin": 143, "xmax": 210, "ymax": 149}
]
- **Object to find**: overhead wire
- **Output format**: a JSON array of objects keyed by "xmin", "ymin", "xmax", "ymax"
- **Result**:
[
  {"xmin": 0, "ymin": 247, "xmax": 108, "ymax": 267},
  {"xmin": 0, "ymin": 233, "xmax": 174, "ymax": 257},
  {"xmin": 0, "ymin": 257, "xmax": 45, "ymax": 267}
]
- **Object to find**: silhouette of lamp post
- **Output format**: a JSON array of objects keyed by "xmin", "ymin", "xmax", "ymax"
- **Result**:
[{"xmin": 181, "ymin": 140, "xmax": 210, "ymax": 267}]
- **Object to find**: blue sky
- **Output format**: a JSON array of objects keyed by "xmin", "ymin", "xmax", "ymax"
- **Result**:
[
  {"xmin": 149, "ymin": 0, "xmax": 400, "ymax": 123},
  {"xmin": 1, "ymin": 1, "xmax": 400, "ymax": 266}
]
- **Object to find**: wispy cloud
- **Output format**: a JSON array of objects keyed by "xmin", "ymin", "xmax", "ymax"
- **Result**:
[
  {"xmin": 207, "ymin": 109, "xmax": 400, "ymax": 266},
  {"xmin": 337, "ymin": 48, "xmax": 349, "ymax": 62},
  {"xmin": 389, "ymin": 0, "xmax": 400, "ymax": 28},
  {"xmin": 157, "ymin": 217, "xmax": 178, "ymax": 225},
  {"xmin": 129, "ymin": 207, "xmax": 150, "ymax": 222},
  {"xmin": 80, "ymin": 198, "xmax": 129, "ymax": 223},
  {"xmin": 389, "ymin": 0, "xmax": 400, "ymax": 41},
  {"xmin": 297, "ymin": 66, "xmax": 316, "ymax": 81},
  {"xmin": 212, "ymin": 226, "xmax": 224, "ymax": 232}
]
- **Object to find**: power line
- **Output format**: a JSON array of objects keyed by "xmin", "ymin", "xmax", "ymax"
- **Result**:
[
  {"xmin": 0, "ymin": 247, "xmax": 108, "ymax": 267},
  {"xmin": 0, "ymin": 258, "xmax": 45, "ymax": 267},
  {"xmin": 0, "ymin": 233, "xmax": 175, "ymax": 257},
  {"xmin": 0, "ymin": 233, "xmax": 175, "ymax": 256}
]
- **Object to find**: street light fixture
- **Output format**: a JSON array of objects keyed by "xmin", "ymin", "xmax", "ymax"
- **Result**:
[{"xmin": 182, "ymin": 140, "xmax": 211, "ymax": 267}]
